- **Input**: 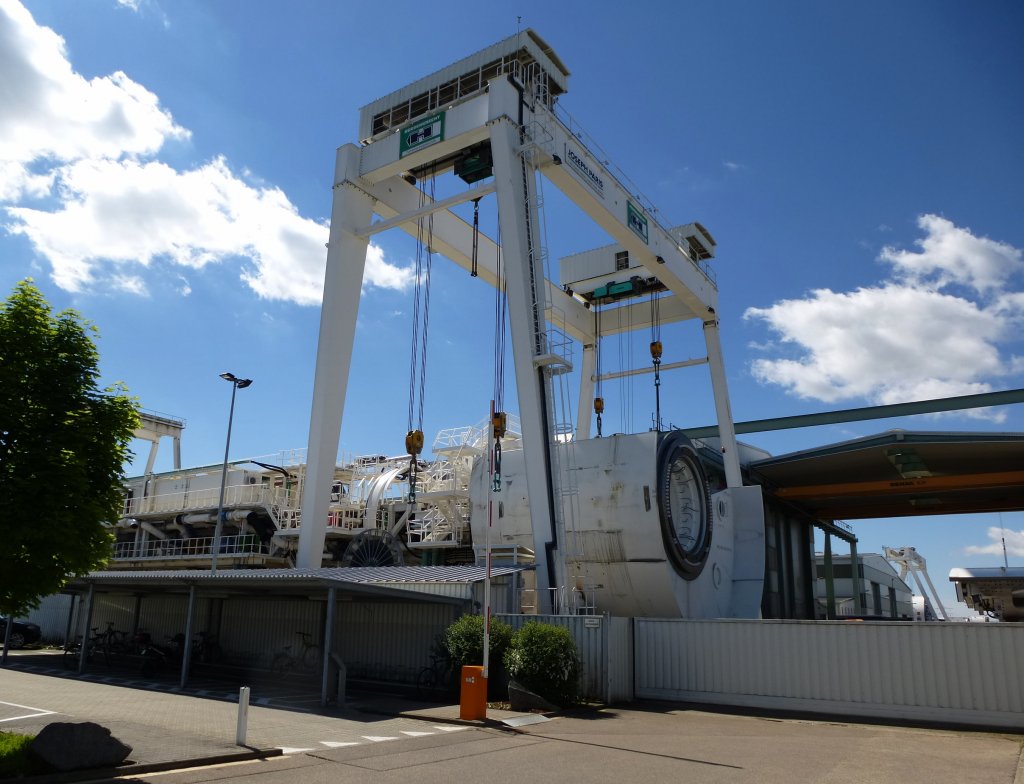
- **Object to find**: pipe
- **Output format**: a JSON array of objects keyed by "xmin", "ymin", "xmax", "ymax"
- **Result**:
[{"xmin": 140, "ymin": 522, "xmax": 166, "ymax": 540}]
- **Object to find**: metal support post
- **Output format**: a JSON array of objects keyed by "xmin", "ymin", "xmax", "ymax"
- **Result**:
[
  {"xmin": 488, "ymin": 79, "xmax": 560, "ymax": 611},
  {"xmin": 63, "ymin": 594, "xmax": 77, "ymax": 651},
  {"xmin": 702, "ymin": 317, "xmax": 743, "ymax": 488},
  {"xmin": 78, "ymin": 583, "xmax": 95, "ymax": 674},
  {"xmin": 823, "ymin": 534, "xmax": 836, "ymax": 620},
  {"xmin": 179, "ymin": 584, "xmax": 196, "ymax": 690},
  {"xmin": 849, "ymin": 539, "xmax": 863, "ymax": 616},
  {"xmin": 1, "ymin": 614, "xmax": 12, "ymax": 665},
  {"xmin": 321, "ymin": 587, "xmax": 336, "ymax": 707},
  {"xmin": 298, "ymin": 145, "xmax": 376, "ymax": 569},
  {"xmin": 236, "ymin": 686, "xmax": 250, "ymax": 746}
]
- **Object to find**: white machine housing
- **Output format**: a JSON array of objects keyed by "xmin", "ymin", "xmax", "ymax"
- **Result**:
[{"xmin": 470, "ymin": 430, "xmax": 765, "ymax": 618}]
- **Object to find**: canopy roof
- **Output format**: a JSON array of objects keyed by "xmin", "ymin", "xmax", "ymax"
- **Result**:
[{"xmin": 749, "ymin": 430, "xmax": 1024, "ymax": 521}]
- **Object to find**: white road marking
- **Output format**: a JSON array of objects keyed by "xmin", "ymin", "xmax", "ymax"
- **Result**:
[
  {"xmin": 276, "ymin": 747, "xmax": 316, "ymax": 755},
  {"xmin": 434, "ymin": 725, "xmax": 469, "ymax": 732},
  {"xmin": 320, "ymin": 741, "xmax": 362, "ymax": 748},
  {"xmin": 0, "ymin": 700, "xmax": 57, "ymax": 723},
  {"xmin": 401, "ymin": 731, "xmax": 436, "ymax": 737},
  {"xmin": 363, "ymin": 735, "xmax": 399, "ymax": 742}
]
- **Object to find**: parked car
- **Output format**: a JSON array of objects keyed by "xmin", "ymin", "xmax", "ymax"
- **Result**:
[{"xmin": 0, "ymin": 616, "xmax": 42, "ymax": 649}]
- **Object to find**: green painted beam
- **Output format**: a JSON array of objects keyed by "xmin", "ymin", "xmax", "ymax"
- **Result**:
[{"xmin": 683, "ymin": 388, "xmax": 1024, "ymax": 439}]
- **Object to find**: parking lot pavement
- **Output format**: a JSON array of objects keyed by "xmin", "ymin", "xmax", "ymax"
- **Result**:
[
  {"xmin": 63, "ymin": 707, "xmax": 1024, "ymax": 784},
  {"xmin": 3, "ymin": 657, "xmax": 1021, "ymax": 784},
  {"xmin": 0, "ymin": 663, "xmax": 468, "ymax": 768}
]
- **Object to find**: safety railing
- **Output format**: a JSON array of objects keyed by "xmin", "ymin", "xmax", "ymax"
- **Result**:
[
  {"xmin": 123, "ymin": 483, "xmax": 293, "ymax": 518},
  {"xmin": 547, "ymin": 103, "xmax": 716, "ymax": 285},
  {"xmin": 406, "ymin": 504, "xmax": 468, "ymax": 548},
  {"xmin": 112, "ymin": 533, "xmax": 265, "ymax": 561}
]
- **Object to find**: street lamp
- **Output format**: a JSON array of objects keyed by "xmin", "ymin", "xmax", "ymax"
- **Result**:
[{"xmin": 211, "ymin": 372, "xmax": 252, "ymax": 573}]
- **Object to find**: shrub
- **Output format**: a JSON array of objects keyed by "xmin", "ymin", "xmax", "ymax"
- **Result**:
[
  {"xmin": 444, "ymin": 613, "xmax": 513, "ymax": 670},
  {"xmin": 503, "ymin": 621, "xmax": 581, "ymax": 707},
  {"xmin": 444, "ymin": 614, "xmax": 514, "ymax": 700}
]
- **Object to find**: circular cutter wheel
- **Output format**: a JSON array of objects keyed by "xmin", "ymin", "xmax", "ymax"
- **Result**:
[
  {"xmin": 656, "ymin": 431, "xmax": 713, "ymax": 581},
  {"xmin": 340, "ymin": 529, "xmax": 405, "ymax": 567}
]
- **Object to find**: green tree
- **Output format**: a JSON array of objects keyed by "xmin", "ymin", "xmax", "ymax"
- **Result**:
[{"xmin": 0, "ymin": 280, "xmax": 138, "ymax": 617}]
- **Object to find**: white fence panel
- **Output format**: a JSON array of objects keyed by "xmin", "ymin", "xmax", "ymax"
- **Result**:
[{"xmin": 635, "ymin": 619, "xmax": 1024, "ymax": 729}]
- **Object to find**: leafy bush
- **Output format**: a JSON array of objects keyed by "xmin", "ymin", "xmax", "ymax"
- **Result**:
[
  {"xmin": 444, "ymin": 613, "xmax": 513, "ymax": 669},
  {"xmin": 503, "ymin": 621, "xmax": 581, "ymax": 707},
  {"xmin": 443, "ymin": 614, "xmax": 514, "ymax": 700}
]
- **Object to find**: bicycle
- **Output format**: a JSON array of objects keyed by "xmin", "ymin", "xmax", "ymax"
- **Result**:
[
  {"xmin": 62, "ymin": 628, "xmax": 102, "ymax": 669},
  {"xmin": 270, "ymin": 631, "xmax": 320, "ymax": 675},
  {"xmin": 191, "ymin": 632, "xmax": 223, "ymax": 665},
  {"xmin": 415, "ymin": 639, "xmax": 455, "ymax": 700},
  {"xmin": 97, "ymin": 621, "xmax": 130, "ymax": 659}
]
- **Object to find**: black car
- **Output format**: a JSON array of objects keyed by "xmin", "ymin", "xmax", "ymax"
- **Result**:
[{"xmin": 0, "ymin": 616, "xmax": 42, "ymax": 649}]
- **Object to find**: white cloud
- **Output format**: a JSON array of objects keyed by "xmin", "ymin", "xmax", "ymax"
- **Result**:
[
  {"xmin": 0, "ymin": 1, "xmax": 412, "ymax": 305},
  {"xmin": 744, "ymin": 215, "xmax": 1024, "ymax": 414},
  {"xmin": 112, "ymin": 273, "xmax": 147, "ymax": 296},
  {"xmin": 964, "ymin": 527, "xmax": 1024, "ymax": 558},
  {"xmin": 115, "ymin": 0, "xmax": 141, "ymax": 10},
  {"xmin": 0, "ymin": 0, "xmax": 187, "ymax": 201},
  {"xmin": 881, "ymin": 214, "xmax": 1022, "ymax": 295},
  {"xmin": 723, "ymin": 160, "xmax": 742, "ymax": 172},
  {"xmin": 6, "ymin": 157, "xmax": 414, "ymax": 303}
]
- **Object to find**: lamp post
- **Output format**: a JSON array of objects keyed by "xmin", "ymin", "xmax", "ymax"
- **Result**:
[{"xmin": 211, "ymin": 372, "xmax": 252, "ymax": 573}]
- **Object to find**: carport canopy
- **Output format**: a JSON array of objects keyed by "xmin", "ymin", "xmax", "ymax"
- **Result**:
[
  {"xmin": 64, "ymin": 566, "xmax": 479, "ymax": 603},
  {"xmin": 748, "ymin": 430, "xmax": 1024, "ymax": 521},
  {"xmin": 61, "ymin": 566, "xmax": 531, "ymax": 705}
]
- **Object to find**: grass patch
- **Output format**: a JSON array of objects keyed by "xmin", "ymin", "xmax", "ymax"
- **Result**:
[{"xmin": 0, "ymin": 731, "xmax": 43, "ymax": 778}]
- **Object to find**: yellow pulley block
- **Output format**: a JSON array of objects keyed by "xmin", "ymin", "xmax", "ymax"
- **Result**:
[
  {"xmin": 492, "ymin": 411, "xmax": 508, "ymax": 439},
  {"xmin": 405, "ymin": 429, "xmax": 424, "ymax": 456},
  {"xmin": 650, "ymin": 340, "xmax": 663, "ymax": 360},
  {"xmin": 593, "ymin": 397, "xmax": 605, "ymax": 414}
]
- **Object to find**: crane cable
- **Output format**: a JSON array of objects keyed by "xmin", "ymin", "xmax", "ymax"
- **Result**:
[
  {"xmin": 650, "ymin": 292, "xmax": 663, "ymax": 431},
  {"xmin": 405, "ymin": 167, "xmax": 437, "ymax": 506},
  {"xmin": 593, "ymin": 305, "xmax": 604, "ymax": 437},
  {"xmin": 492, "ymin": 221, "xmax": 507, "ymax": 492},
  {"xmin": 470, "ymin": 197, "xmax": 481, "ymax": 278}
]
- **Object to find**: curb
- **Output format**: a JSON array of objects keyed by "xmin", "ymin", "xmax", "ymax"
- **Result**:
[
  {"xmin": 18, "ymin": 747, "xmax": 282, "ymax": 783},
  {"xmin": 349, "ymin": 701, "xmax": 554, "ymax": 731}
]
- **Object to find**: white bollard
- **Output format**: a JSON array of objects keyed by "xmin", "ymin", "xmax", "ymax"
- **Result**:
[{"xmin": 236, "ymin": 686, "xmax": 250, "ymax": 746}]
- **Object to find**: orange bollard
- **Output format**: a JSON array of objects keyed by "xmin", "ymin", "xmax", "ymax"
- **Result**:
[{"xmin": 459, "ymin": 665, "xmax": 487, "ymax": 720}]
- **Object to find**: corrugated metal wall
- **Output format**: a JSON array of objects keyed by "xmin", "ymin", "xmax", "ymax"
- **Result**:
[
  {"xmin": 25, "ymin": 594, "xmax": 76, "ymax": 643},
  {"xmin": 635, "ymin": 618, "xmax": 1024, "ymax": 729},
  {"xmin": 334, "ymin": 602, "xmax": 460, "ymax": 683},
  {"xmin": 27, "ymin": 587, "xmax": 466, "ymax": 684},
  {"xmin": 496, "ymin": 614, "xmax": 633, "ymax": 703},
  {"xmin": 220, "ymin": 597, "xmax": 324, "ymax": 667}
]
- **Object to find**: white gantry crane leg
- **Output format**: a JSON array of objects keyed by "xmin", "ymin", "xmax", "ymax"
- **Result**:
[
  {"xmin": 575, "ymin": 343, "xmax": 596, "ymax": 440},
  {"xmin": 488, "ymin": 78, "xmax": 560, "ymax": 612},
  {"xmin": 702, "ymin": 317, "xmax": 744, "ymax": 488},
  {"xmin": 297, "ymin": 145, "xmax": 375, "ymax": 569}
]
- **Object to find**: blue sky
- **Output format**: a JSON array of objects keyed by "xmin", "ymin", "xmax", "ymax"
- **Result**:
[{"xmin": 2, "ymin": 0, "xmax": 1023, "ymax": 613}]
